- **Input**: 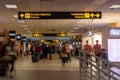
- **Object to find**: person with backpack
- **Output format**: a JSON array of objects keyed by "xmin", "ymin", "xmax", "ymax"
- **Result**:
[{"xmin": 61, "ymin": 42, "xmax": 68, "ymax": 66}]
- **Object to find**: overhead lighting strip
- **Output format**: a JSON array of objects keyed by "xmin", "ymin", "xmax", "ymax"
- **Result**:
[
  {"xmin": 109, "ymin": 5, "xmax": 120, "ymax": 9},
  {"xmin": 13, "ymin": 15, "xmax": 18, "ymax": 18},
  {"xmin": 5, "ymin": 4, "xmax": 17, "ymax": 9}
]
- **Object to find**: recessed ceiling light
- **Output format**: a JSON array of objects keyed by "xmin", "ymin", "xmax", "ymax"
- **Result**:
[
  {"xmin": 18, "ymin": 20, "xmax": 25, "ymax": 23},
  {"xmin": 74, "ymin": 27, "xmax": 79, "ymax": 29},
  {"xmin": 21, "ymin": 25, "xmax": 27, "ymax": 27},
  {"xmin": 78, "ymin": 25, "xmax": 82, "ymax": 27},
  {"xmin": 109, "ymin": 5, "xmax": 120, "ymax": 9},
  {"xmin": 70, "ymin": 30, "xmax": 75, "ymax": 32},
  {"xmin": 5, "ymin": 4, "xmax": 17, "ymax": 9},
  {"xmin": 24, "ymin": 28, "xmax": 29, "ymax": 30},
  {"xmin": 27, "ymin": 31, "xmax": 31, "ymax": 32},
  {"xmin": 13, "ymin": 15, "xmax": 18, "ymax": 18}
]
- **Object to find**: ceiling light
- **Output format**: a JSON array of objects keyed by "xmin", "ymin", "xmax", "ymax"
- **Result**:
[
  {"xmin": 70, "ymin": 30, "xmax": 75, "ymax": 32},
  {"xmin": 78, "ymin": 25, "xmax": 83, "ymax": 27},
  {"xmin": 13, "ymin": 15, "xmax": 18, "ymax": 18},
  {"xmin": 24, "ymin": 28, "xmax": 29, "ymax": 30},
  {"xmin": 5, "ymin": 4, "xmax": 17, "ymax": 9},
  {"xmin": 27, "ymin": 31, "xmax": 31, "ymax": 32},
  {"xmin": 109, "ymin": 5, "xmax": 120, "ymax": 9},
  {"xmin": 21, "ymin": 25, "xmax": 27, "ymax": 27},
  {"xmin": 18, "ymin": 20, "xmax": 25, "ymax": 23},
  {"xmin": 74, "ymin": 27, "xmax": 79, "ymax": 29}
]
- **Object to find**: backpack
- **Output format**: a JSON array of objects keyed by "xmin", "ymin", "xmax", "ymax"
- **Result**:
[
  {"xmin": 62, "ymin": 46, "xmax": 67, "ymax": 54},
  {"xmin": 35, "ymin": 45, "xmax": 41, "ymax": 53}
]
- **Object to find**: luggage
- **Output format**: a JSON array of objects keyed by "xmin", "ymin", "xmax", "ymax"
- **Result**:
[
  {"xmin": 0, "ymin": 63, "xmax": 7, "ymax": 76},
  {"xmin": 32, "ymin": 54, "xmax": 37, "ymax": 62},
  {"xmin": 39, "ymin": 54, "xmax": 43, "ymax": 59},
  {"xmin": 49, "ymin": 54, "xmax": 52, "ymax": 60}
]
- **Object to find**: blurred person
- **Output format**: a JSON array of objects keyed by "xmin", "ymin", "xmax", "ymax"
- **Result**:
[
  {"xmin": 35, "ymin": 42, "xmax": 42, "ymax": 62},
  {"xmin": 41, "ymin": 43, "xmax": 48, "ymax": 59},
  {"xmin": 0, "ymin": 41, "xmax": 7, "ymax": 57},
  {"xmin": 93, "ymin": 40, "xmax": 102, "ymax": 65},
  {"xmin": 7, "ymin": 44, "xmax": 17, "ymax": 75},
  {"xmin": 84, "ymin": 40, "xmax": 92, "ymax": 57},
  {"xmin": 24, "ymin": 51, "xmax": 28, "ymax": 61},
  {"xmin": 78, "ymin": 47, "xmax": 85, "ymax": 67},
  {"xmin": 65, "ymin": 41, "xmax": 71, "ymax": 62},
  {"xmin": 83, "ymin": 40, "xmax": 92, "ymax": 65},
  {"xmin": 101, "ymin": 48, "xmax": 108, "ymax": 68},
  {"xmin": 75, "ymin": 47, "xmax": 79, "ymax": 57},
  {"xmin": 56, "ymin": 45, "xmax": 61, "ymax": 59},
  {"xmin": 61, "ymin": 42, "xmax": 68, "ymax": 66},
  {"xmin": 15, "ymin": 45, "xmax": 18, "ymax": 56},
  {"xmin": 30, "ymin": 43, "xmax": 34, "ymax": 57},
  {"xmin": 20, "ymin": 45, "xmax": 23, "ymax": 56},
  {"xmin": 26, "ymin": 46, "xmax": 29, "ymax": 55},
  {"xmin": 48, "ymin": 45, "xmax": 53, "ymax": 60}
]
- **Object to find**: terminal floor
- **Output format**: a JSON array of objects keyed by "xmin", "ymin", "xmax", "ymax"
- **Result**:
[{"xmin": 0, "ymin": 55, "xmax": 80, "ymax": 80}]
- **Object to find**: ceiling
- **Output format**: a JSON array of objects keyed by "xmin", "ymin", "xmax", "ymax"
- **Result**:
[{"xmin": 0, "ymin": 0, "xmax": 120, "ymax": 37}]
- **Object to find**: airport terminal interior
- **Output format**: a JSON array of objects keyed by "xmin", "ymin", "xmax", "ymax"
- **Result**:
[{"xmin": 0, "ymin": 0, "xmax": 120, "ymax": 80}]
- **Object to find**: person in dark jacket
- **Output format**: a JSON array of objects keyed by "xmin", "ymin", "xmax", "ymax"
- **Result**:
[
  {"xmin": 41, "ymin": 43, "xmax": 48, "ymax": 59},
  {"xmin": 101, "ymin": 48, "xmax": 108, "ymax": 68}
]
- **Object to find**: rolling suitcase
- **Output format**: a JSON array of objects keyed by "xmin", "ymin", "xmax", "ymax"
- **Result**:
[{"xmin": 32, "ymin": 54, "xmax": 37, "ymax": 62}]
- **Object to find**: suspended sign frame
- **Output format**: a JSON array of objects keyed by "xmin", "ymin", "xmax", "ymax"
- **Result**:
[{"xmin": 18, "ymin": 11, "xmax": 102, "ymax": 19}]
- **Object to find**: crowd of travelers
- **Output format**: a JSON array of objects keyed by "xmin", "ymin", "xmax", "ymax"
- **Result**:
[
  {"xmin": 20, "ymin": 40, "xmax": 107, "ymax": 66},
  {"xmin": 25, "ymin": 41, "xmax": 72, "ymax": 66},
  {"xmin": 0, "ymin": 39, "xmax": 108, "ymax": 77}
]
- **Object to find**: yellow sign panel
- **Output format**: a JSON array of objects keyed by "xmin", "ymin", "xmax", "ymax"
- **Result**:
[
  {"xmin": 85, "ymin": 13, "xmax": 90, "ymax": 18},
  {"xmin": 18, "ymin": 12, "xmax": 102, "ymax": 19},
  {"xmin": 25, "ymin": 13, "xmax": 30, "ymax": 18},
  {"xmin": 33, "ymin": 33, "xmax": 42, "ymax": 37},
  {"xmin": 57, "ymin": 33, "xmax": 66, "ymax": 37}
]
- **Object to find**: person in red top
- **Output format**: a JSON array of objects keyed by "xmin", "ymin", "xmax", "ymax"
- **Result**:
[
  {"xmin": 93, "ymin": 40, "xmax": 101, "ymax": 64},
  {"xmin": 35, "ymin": 42, "xmax": 42, "ymax": 62},
  {"xmin": 84, "ymin": 40, "xmax": 92, "ymax": 57},
  {"xmin": 84, "ymin": 40, "xmax": 92, "ymax": 65}
]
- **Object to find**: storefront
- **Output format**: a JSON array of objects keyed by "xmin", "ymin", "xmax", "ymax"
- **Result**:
[{"xmin": 102, "ymin": 26, "xmax": 120, "ymax": 62}]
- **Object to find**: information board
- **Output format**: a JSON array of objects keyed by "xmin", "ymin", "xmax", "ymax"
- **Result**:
[{"xmin": 108, "ymin": 39, "xmax": 120, "ymax": 62}]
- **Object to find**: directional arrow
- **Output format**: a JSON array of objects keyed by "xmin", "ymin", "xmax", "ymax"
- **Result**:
[
  {"xmin": 90, "ymin": 13, "xmax": 94, "ymax": 18},
  {"xmin": 96, "ymin": 13, "xmax": 100, "ymax": 18},
  {"xmin": 20, "ymin": 13, "xmax": 24, "ymax": 18}
]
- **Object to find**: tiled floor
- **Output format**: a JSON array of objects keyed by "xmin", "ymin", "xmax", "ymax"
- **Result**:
[
  {"xmin": 0, "ymin": 54, "xmax": 80, "ymax": 80},
  {"xmin": 1, "ymin": 54, "xmax": 120, "ymax": 80}
]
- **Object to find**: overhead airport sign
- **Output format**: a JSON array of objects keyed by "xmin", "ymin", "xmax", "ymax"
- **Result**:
[{"xmin": 18, "ymin": 12, "xmax": 102, "ymax": 19}]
